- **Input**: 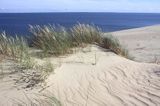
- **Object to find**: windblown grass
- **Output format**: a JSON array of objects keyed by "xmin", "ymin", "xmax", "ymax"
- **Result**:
[
  {"xmin": 0, "ymin": 32, "xmax": 34, "ymax": 69},
  {"xmin": 29, "ymin": 24, "xmax": 102, "ymax": 56},
  {"xmin": 30, "ymin": 23, "xmax": 130, "ymax": 59},
  {"xmin": 30, "ymin": 25, "xmax": 72, "ymax": 56},
  {"xmin": 70, "ymin": 23, "xmax": 102, "ymax": 46},
  {"xmin": 101, "ymin": 34, "xmax": 130, "ymax": 58}
]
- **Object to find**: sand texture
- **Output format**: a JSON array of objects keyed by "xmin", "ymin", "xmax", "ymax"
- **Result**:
[
  {"xmin": 112, "ymin": 25, "xmax": 160, "ymax": 63},
  {"xmin": 43, "ymin": 45, "xmax": 160, "ymax": 106}
]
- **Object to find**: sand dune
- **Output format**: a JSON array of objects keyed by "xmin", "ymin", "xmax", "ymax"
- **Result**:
[
  {"xmin": 0, "ymin": 26, "xmax": 160, "ymax": 106},
  {"xmin": 44, "ymin": 45, "xmax": 160, "ymax": 106},
  {"xmin": 112, "ymin": 25, "xmax": 160, "ymax": 63}
]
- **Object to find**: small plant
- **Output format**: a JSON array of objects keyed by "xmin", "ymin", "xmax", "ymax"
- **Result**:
[
  {"xmin": 19, "ymin": 55, "xmax": 35, "ymax": 70},
  {"xmin": 101, "ymin": 34, "xmax": 131, "ymax": 59},
  {"xmin": 42, "ymin": 60, "xmax": 54, "ymax": 74},
  {"xmin": 34, "ymin": 60, "xmax": 54, "ymax": 82}
]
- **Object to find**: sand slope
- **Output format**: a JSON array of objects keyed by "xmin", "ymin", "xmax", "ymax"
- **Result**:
[
  {"xmin": 0, "ymin": 45, "xmax": 160, "ymax": 106},
  {"xmin": 44, "ymin": 45, "xmax": 160, "ymax": 106},
  {"xmin": 111, "ymin": 25, "xmax": 160, "ymax": 63}
]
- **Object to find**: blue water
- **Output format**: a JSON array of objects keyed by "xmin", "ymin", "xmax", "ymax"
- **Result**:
[{"xmin": 0, "ymin": 12, "xmax": 160, "ymax": 36}]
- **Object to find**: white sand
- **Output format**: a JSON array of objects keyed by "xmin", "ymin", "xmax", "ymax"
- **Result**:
[
  {"xmin": 0, "ymin": 26, "xmax": 160, "ymax": 106},
  {"xmin": 43, "ymin": 45, "xmax": 160, "ymax": 106},
  {"xmin": 111, "ymin": 25, "xmax": 160, "ymax": 63}
]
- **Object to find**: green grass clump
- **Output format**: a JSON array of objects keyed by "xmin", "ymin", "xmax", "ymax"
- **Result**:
[
  {"xmin": 101, "ymin": 34, "xmax": 130, "ymax": 58},
  {"xmin": 35, "ymin": 60, "xmax": 54, "ymax": 81},
  {"xmin": 30, "ymin": 25, "xmax": 72, "ymax": 56},
  {"xmin": 0, "ymin": 32, "xmax": 26, "ymax": 58},
  {"xmin": 70, "ymin": 23, "xmax": 102, "ymax": 46},
  {"xmin": 0, "ymin": 32, "xmax": 34, "ymax": 69},
  {"xmin": 30, "ymin": 24, "xmax": 103, "ymax": 56},
  {"xmin": 29, "ymin": 24, "xmax": 131, "ymax": 59}
]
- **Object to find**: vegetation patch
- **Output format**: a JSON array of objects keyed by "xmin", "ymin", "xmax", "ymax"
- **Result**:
[
  {"xmin": 30, "ymin": 23, "xmax": 131, "ymax": 58},
  {"xmin": 101, "ymin": 34, "xmax": 131, "ymax": 59},
  {"xmin": 30, "ymin": 25, "xmax": 73, "ymax": 56}
]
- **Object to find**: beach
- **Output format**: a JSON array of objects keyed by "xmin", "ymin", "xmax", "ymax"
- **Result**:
[{"xmin": 0, "ymin": 25, "xmax": 160, "ymax": 106}]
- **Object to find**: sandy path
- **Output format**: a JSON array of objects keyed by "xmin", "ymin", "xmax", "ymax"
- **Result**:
[{"xmin": 111, "ymin": 25, "xmax": 160, "ymax": 63}]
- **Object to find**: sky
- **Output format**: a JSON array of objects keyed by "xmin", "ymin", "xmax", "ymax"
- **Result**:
[{"xmin": 0, "ymin": 0, "xmax": 160, "ymax": 13}]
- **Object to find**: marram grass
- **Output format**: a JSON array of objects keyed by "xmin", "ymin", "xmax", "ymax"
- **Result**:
[
  {"xmin": 0, "ymin": 32, "xmax": 34, "ymax": 69},
  {"xmin": 30, "ymin": 24, "xmax": 103, "ymax": 55},
  {"xmin": 0, "ymin": 32, "xmax": 27, "ymax": 58},
  {"xmin": 101, "ymin": 34, "xmax": 131, "ymax": 59},
  {"xmin": 30, "ymin": 25, "xmax": 73, "ymax": 56},
  {"xmin": 0, "ymin": 24, "xmax": 131, "ymax": 70},
  {"xmin": 70, "ymin": 23, "xmax": 102, "ymax": 46},
  {"xmin": 29, "ymin": 23, "xmax": 130, "ymax": 59},
  {"xmin": 0, "ymin": 24, "xmax": 131, "ymax": 69}
]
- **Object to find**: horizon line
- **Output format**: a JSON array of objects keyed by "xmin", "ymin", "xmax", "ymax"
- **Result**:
[{"xmin": 1, "ymin": 11, "xmax": 160, "ymax": 14}]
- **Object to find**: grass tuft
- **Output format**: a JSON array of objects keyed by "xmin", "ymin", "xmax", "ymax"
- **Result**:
[
  {"xmin": 70, "ymin": 23, "xmax": 102, "ymax": 46},
  {"xmin": 30, "ymin": 25, "xmax": 72, "ymax": 56},
  {"xmin": 0, "ymin": 32, "xmax": 34, "ymax": 69},
  {"xmin": 101, "ymin": 34, "xmax": 130, "ymax": 58}
]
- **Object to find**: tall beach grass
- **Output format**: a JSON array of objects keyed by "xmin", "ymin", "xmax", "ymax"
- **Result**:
[
  {"xmin": 70, "ymin": 23, "xmax": 102, "ymax": 45},
  {"xmin": 101, "ymin": 34, "xmax": 130, "ymax": 58},
  {"xmin": 30, "ymin": 25, "xmax": 73, "ymax": 56},
  {"xmin": 0, "ymin": 32, "xmax": 34, "ymax": 69},
  {"xmin": 29, "ymin": 23, "xmax": 130, "ymax": 58},
  {"xmin": 0, "ymin": 24, "xmax": 131, "ymax": 72}
]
